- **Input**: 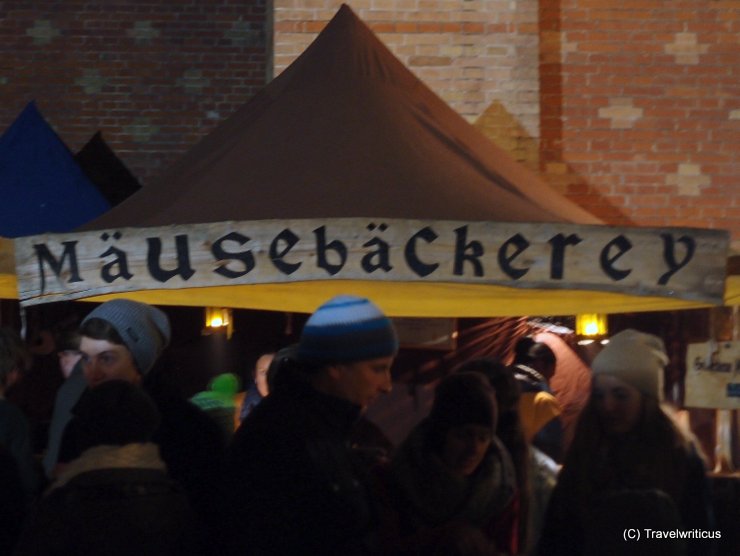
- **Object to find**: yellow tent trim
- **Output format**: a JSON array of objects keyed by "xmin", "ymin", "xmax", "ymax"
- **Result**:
[
  {"xmin": 3, "ymin": 276, "xmax": 738, "ymax": 316},
  {"xmin": 70, "ymin": 278, "xmax": 738, "ymax": 317},
  {"xmin": 726, "ymin": 274, "xmax": 740, "ymax": 307},
  {"xmin": 0, "ymin": 275, "xmax": 16, "ymax": 300}
]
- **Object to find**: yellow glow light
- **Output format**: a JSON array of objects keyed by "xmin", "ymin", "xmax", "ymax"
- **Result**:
[
  {"xmin": 204, "ymin": 307, "xmax": 233, "ymax": 339},
  {"xmin": 575, "ymin": 313, "xmax": 608, "ymax": 338}
]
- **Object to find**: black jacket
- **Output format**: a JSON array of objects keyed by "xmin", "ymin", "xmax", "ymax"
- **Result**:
[
  {"xmin": 14, "ymin": 464, "xmax": 197, "ymax": 556},
  {"xmin": 225, "ymin": 368, "xmax": 379, "ymax": 555},
  {"xmin": 58, "ymin": 384, "xmax": 228, "ymax": 547}
]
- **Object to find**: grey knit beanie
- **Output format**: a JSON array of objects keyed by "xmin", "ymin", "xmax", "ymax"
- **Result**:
[
  {"xmin": 591, "ymin": 328, "xmax": 668, "ymax": 400},
  {"xmin": 82, "ymin": 299, "xmax": 171, "ymax": 374}
]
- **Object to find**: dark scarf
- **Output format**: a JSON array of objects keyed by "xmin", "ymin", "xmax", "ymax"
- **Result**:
[{"xmin": 391, "ymin": 419, "xmax": 516, "ymax": 529}]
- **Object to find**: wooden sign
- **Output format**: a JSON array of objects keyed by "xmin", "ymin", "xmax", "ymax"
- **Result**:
[
  {"xmin": 685, "ymin": 341, "xmax": 740, "ymax": 409},
  {"xmin": 14, "ymin": 218, "xmax": 729, "ymax": 306}
]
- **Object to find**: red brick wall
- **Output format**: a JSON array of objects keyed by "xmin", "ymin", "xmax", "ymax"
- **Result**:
[
  {"xmin": 541, "ymin": 0, "xmax": 739, "ymax": 252},
  {"xmin": 0, "ymin": 0, "xmax": 269, "ymax": 185}
]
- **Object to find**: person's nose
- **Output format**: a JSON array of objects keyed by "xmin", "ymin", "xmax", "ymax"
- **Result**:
[{"xmin": 83, "ymin": 358, "xmax": 103, "ymax": 386}]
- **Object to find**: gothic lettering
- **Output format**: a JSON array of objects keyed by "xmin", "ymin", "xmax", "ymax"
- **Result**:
[
  {"xmin": 146, "ymin": 235, "xmax": 196, "ymax": 282},
  {"xmin": 212, "ymin": 232, "xmax": 255, "ymax": 279}
]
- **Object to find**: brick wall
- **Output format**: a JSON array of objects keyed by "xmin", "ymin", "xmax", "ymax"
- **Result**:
[
  {"xmin": 0, "ymin": 0, "xmax": 269, "ymax": 185},
  {"xmin": 274, "ymin": 0, "xmax": 740, "ymax": 252},
  {"xmin": 542, "ymin": 0, "xmax": 739, "ymax": 253}
]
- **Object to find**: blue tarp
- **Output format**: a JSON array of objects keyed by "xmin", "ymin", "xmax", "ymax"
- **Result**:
[{"xmin": 0, "ymin": 101, "xmax": 110, "ymax": 238}]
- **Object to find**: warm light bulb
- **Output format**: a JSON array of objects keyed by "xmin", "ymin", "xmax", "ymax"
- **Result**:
[
  {"xmin": 204, "ymin": 307, "xmax": 234, "ymax": 338},
  {"xmin": 575, "ymin": 313, "xmax": 608, "ymax": 339}
]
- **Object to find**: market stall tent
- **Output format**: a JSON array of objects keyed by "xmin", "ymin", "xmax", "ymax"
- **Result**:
[
  {"xmin": 15, "ymin": 5, "xmax": 735, "ymax": 315},
  {"xmin": 75, "ymin": 131, "xmax": 142, "ymax": 208},
  {"xmin": 0, "ymin": 102, "xmax": 110, "ymax": 298}
]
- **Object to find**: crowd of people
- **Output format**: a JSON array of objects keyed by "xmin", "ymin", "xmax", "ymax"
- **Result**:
[{"xmin": 0, "ymin": 295, "xmax": 720, "ymax": 555}]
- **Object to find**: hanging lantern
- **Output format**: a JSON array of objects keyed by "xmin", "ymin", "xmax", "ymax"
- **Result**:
[
  {"xmin": 204, "ymin": 307, "xmax": 234, "ymax": 339},
  {"xmin": 575, "ymin": 313, "xmax": 608, "ymax": 344}
]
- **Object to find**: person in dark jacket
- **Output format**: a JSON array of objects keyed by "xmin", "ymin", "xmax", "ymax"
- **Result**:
[
  {"xmin": 225, "ymin": 295, "xmax": 398, "ymax": 556},
  {"xmin": 383, "ymin": 372, "xmax": 518, "ymax": 556},
  {"xmin": 56, "ymin": 299, "xmax": 227, "ymax": 554},
  {"xmin": 537, "ymin": 329, "xmax": 715, "ymax": 556},
  {"xmin": 14, "ymin": 380, "xmax": 197, "ymax": 556},
  {"xmin": 458, "ymin": 357, "xmax": 558, "ymax": 555}
]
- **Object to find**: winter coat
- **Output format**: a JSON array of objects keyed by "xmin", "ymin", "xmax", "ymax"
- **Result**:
[
  {"xmin": 537, "ymin": 440, "xmax": 714, "ymax": 556},
  {"xmin": 58, "ymin": 384, "xmax": 228, "ymax": 551},
  {"xmin": 13, "ymin": 443, "xmax": 198, "ymax": 556},
  {"xmin": 224, "ymin": 368, "xmax": 379, "ymax": 556}
]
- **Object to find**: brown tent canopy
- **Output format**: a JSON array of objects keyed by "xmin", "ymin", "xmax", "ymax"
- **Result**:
[{"xmin": 83, "ymin": 4, "xmax": 599, "ymax": 230}]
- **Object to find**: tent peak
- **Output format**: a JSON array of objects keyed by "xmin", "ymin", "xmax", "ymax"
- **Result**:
[
  {"xmin": 81, "ymin": 2, "xmax": 601, "ymax": 229},
  {"xmin": 274, "ymin": 1, "xmax": 421, "ymax": 91},
  {"xmin": 0, "ymin": 100, "xmax": 110, "ymax": 237}
]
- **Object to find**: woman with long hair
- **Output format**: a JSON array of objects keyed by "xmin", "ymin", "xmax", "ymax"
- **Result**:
[
  {"xmin": 456, "ymin": 358, "xmax": 531, "ymax": 553},
  {"xmin": 537, "ymin": 329, "xmax": 715, "ymax": 556},
  {"xmin": 459, "ymin": 356, "xmax": 560, "ymax": 555}
]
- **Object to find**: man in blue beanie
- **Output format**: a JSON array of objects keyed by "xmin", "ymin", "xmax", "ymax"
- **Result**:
[{"xmin": 226, "ymin": 295, "xmax": 398, "ymax": 556}]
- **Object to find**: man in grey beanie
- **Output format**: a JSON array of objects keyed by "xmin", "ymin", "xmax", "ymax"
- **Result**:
[
  {"xmin": 54, "ymin": 299, "xmax": 227, "ymax": 554},
  {"xmin": 44, "ymin": 299, "xmax": 170, "ymax": 479},
  {"xmin": 77, "ymin": 298, "xmax": 171, "ymax": 388},
  {"xmin": 52, "ymin": 299, "xmax": 173, "ymax": 474}
]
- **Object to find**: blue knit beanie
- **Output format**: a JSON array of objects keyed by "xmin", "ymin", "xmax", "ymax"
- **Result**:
[
  {"xmin": 82, "ymin": 299, "xmax": 171, "ymax": 375},
  {"xmin": 297, "ymin": 295, "xmax": 398, "ymax": 364}
]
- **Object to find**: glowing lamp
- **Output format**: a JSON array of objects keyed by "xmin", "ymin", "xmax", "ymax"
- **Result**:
[
  {"xmin": 575, "ymin": 313, "xmax": 608, "ymax": 345},
  {"xmin": 204, "ymin": 307, "xmax": 234, "ymax": 339}
]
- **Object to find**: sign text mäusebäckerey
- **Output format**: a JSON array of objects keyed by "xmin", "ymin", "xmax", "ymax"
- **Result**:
[{"xmin": 14, "ymin": 218, "xmax": 729, "ymax": 306}]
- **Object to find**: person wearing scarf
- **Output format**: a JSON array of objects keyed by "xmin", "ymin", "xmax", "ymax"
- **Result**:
[
  {"xmin": 13, "ymin": 380, "xmax": 197, "ymax": 556},
  {"xmin": 385, "ymin": 372, "xmax": 518, "ymax": 555}
]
